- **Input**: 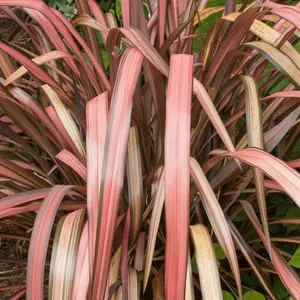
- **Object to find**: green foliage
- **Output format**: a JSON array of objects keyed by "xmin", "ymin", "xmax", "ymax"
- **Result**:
[
  {"xmin": 214, "ymin": 243, "xmax": 226, "ymax": 260},
  {"xmin": 223, "ymin": 290, "xmax": 235, "ymax": 300},
  {"xmin": 243, "ymin": 291, "xmax": 265, "ymax": 300},
  {"xmin": 48, "ymin": 0, "xmax": 76, "ymax": 17},
  {"xmin": 191, "ymin": 255, "xmax": 198, "ymax": 273},
  {"xmin": 286, "ymin": 207, "xmax": 300, "ymax": 232},
  {"xmin": 289, "ymin": 139, "xmax": 300, "ymax": 160},
  {"xmin": 289, "ymin": 247, "xmax": 300, "ymax": 268},
  {"xmin": 273, "ymin": 276, "xmax": 290, "ymax": 299},
  {"xmin": 115, "ymin": 0, "xmax": 122, "ymax": 20},
  {"xmin": 233, "ymin": 210, "xmax": 247, "ymax": 222}
]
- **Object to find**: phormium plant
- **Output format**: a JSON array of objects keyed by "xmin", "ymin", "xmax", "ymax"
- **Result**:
[{"xmin": 0, "ymin": 0, "xmax": 299, "ymax": 299}]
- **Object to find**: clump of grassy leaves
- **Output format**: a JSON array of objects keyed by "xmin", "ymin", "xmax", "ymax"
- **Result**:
[{"xmin": 0, "ymin": 0, "xmax": 299, "ymax": 299}]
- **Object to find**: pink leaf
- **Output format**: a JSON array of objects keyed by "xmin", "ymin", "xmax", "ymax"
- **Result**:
[
  {"xmin": 91, "ymin": 48, "xmax": 143, "ymax": 299},
  {"xmin": 86, "ymin": 92, "xmax": 108, "ymax": 270},
  {"xmin": 164, "ymin": 54, "xmax": 193, "ymax": 300},
  {"xmin": 56, "ymin": 149, "xmax": 87, "ymax": 181},
  {"xmin": 26, "ymin": 185, "xmax": 73, "ymax": 300}
]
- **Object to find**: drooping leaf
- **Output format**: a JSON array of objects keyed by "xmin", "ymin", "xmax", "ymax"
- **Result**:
[
  {"xmin": 221, "ymin": 149, "xmax": 300, "ymax": 207},
  {"xmin": 56, "ymin": 149, "xmax": 87, "ymax": 181},
  {"xmin": 244, "ymin": 41, "xmax": 300, "ymax": 87},
  {"xmin": 3, "ymin": 51, "xmax": 72, "ymax": 86}
]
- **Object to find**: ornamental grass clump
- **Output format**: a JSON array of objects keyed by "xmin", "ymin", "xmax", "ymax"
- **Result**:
[{"xmin": 0, "ymin": 0, "xmax": 299, "ymax": 299}]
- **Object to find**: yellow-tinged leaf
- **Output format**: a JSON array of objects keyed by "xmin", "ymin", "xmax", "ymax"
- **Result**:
[
  {"xmin": 241, "ymin": 76, "xmax": 264, "ymax": 149},
  {"xmin": 193, "ymin": 5, "xmax": 243, "ymax": 26},
  {"xmin": 0, "ymin": 50, "xmax": 18, "ymax": 80},
  {"xmin": 244, "ymin": 41, "xmax": 300, "ymax": 87},
  {"xmin": 42, "ymin": 84, "xmax": 85, "ymax": 157},
  {"xmin": 109, "ymin": 247, "xmax": 121, "ymax": 300},
  {"xmin": 71, "ymin": 223, "xmax": 89, "ymax": 300},
  {"xmin": 223, "ymin": 13, "xmax": 300, "ymax": 39},
  {"xmin": 241, "ymin": 75, "xmax": 270, "ymax": 255},
  {"xmin": 3, "ymin": 51, "xmax": 72, "ymax": 86},
  {"xmin": 190, "ymin": 224, "xmax": 222, "ymax": 300},
  {"xmin": 222, "ymin": 12, "xmax": 241, "ymax": 21},
  {"xmin": 190, "ymin": 158, "xmax": 242, "ymax": 298},
  {"xmin": 73, "ymin": 14, "xmax": 109, "ymax": 34},
  {"xmin": 49, "ymin": 208, "xmax": 86, "ymax": 300},
  {"xmin": 203, "ymin": 18, "xmax": 223, "ymax": 70},
  {"xmin": 223, "ymin": 14, "xmax": 300, "ymax": 69},
  {"xmin": 249, "ymin": 20, "xmax": 300, "ymax": 69},
  {"xmin": 49, "ymin": 215, "xmax": 65, "ymax": 300}
]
